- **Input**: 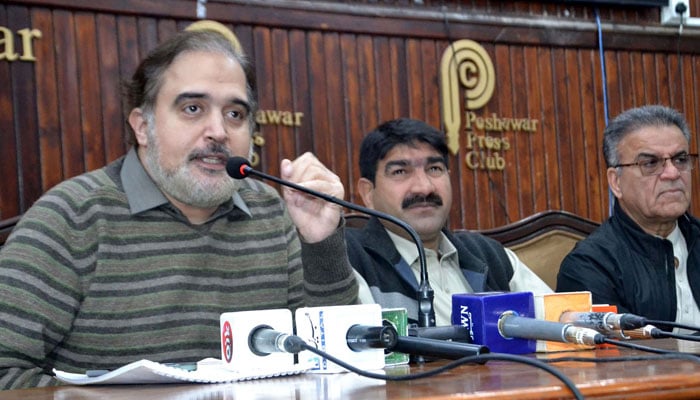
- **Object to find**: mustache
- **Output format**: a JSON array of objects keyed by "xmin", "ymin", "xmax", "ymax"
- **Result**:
[
  {"xmin": 188, "ymin": 142, "xmax": 232, "ymax": 160},
  {"xmin": 401, "ymin": 193, "xmax": 443, "ymax": 209}
]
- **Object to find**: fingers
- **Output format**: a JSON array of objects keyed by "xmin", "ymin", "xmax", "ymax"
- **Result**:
[{"xmin": 280, "ymin": 152, "xmax": 344, "ymax": 199}]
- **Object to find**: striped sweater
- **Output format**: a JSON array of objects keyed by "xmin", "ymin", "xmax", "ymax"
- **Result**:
[{"xmin": 0, "ymin": 154, "xmax": 357, "ymax": 389}]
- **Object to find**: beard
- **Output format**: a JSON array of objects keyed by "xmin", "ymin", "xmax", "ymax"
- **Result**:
[{"xmin": 142, "ymin": 121, "xmax": 239, "ymax": 209}]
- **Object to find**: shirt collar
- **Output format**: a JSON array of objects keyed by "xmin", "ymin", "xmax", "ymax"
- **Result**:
[
  {"xmin": 667, "ymin": 223, "xmax": 683, "ymax": 245},
  {"xmin": 385, "ymin": 229, "xmax": 457, "ymax": 264},
  {"xmin": 120, "ymin": 147, "xmax": 251, "ymax": 217}
]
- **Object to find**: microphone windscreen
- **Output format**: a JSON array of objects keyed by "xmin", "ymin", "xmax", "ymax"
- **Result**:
[{"xmin": 226, "ymin": 157, "xmax": 251, "ymax": 179}]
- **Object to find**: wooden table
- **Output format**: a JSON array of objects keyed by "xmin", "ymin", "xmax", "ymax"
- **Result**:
[{"xmin": 5, "ymin": 339, "xmax": 700, "ymax": 399}]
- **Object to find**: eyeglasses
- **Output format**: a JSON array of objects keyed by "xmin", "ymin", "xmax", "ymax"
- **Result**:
[{"xmin": 612, "ymin": 153, "xmax": 699, "ymax": 176}]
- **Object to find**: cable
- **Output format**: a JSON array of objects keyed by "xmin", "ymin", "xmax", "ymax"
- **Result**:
[
  {"xmin": 601, "ymin": 337, "xmax": 700, "ymax": 358},
  {"xmin": 594, "ymin": 7, "xmax": 613, "ymax": 217},
  {"xmin": 676, "ymin": 2, "xmax": 687, "ymax": 36},
  {"xmin": 648, "ymin": 329, "xmax": 700, "ymax": 342},
  {"xmin": 674, "ymin": 2, "xmax": 686, "ymax": 115},
  {"xmin": 567, "ymin": 311, "xmax": 700, "ymax": 334},
  {"xmin": 546, "ymin": 353, "xmax": 700, "ymax": 364},
  {"xmin": 297, "ymin": 342, "xmax": 585, "ymax": 400},
  {"xmin": 643, "ymin": 319, "xmax": 700, "ymax": 332},
  {"xmin": 593, "ymin": 8, "xmax": 609, "ymax": 134}
]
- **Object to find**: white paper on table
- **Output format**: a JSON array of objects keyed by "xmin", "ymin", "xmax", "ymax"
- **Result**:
[{"xmin": 53, "ymin": 358, "xmax": 309, "ymax": 385}]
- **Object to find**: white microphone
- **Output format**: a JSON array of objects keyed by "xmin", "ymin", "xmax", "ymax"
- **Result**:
[
  {"xmin": 498, "ymin": 312, "xmax": 604, "ymax": 346},
  {"xmin": 227, "ymin": 157, "xmax": 435, "ymax": 328},
  {"xmin": 559, "ymin": 311, "xmax": 647, "ymax": 333}
]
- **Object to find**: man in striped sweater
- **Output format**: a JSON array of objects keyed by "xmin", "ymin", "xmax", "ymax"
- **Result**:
[{"xmin": 0, "ymin": 29, "xmax": 356, "ymax": 389}]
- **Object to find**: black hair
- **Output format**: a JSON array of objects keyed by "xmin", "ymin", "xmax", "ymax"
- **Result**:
[{"xmin": 359, "ymin": 118, "xmax": 449, "ymax": 183}]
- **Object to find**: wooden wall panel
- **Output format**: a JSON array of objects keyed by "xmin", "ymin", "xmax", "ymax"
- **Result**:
[
  {"xmin": 340, "ymin": 33, "xmax": 362, "ymax": 196},
  {"xmin": 75, "ymin": 13, "xmax": 105, "ymax": 171},
  {"xmin": 95, "ymin": 13, "xmax": 126, "ymax": 163},
  {"xmin": 11, "ymin": 6, "xmax": 41, "ymax": 217},
  {"xmin": 55, "ymin": 10, "xmax": 84, "ymax": 179},
  {"xmin": 2, "ymin": 0, "xmax": 700, "ymax": 239},
  {"xmin": 34, "ymin": 8, "xmax": 62, "ymax": 191}
]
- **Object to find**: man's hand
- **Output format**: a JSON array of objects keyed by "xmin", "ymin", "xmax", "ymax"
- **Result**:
[{"xmin": 280, "ymin": 152, "xmax": 344, "ymax": 243}]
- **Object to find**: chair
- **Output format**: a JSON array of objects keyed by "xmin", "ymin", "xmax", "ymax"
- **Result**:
[
  {"xmin": 0, "ymin": 216, "xmax": 20, "ymax": 250},
  {"xmin": 475, "ymin": 210, "xmax": 600, "ymax": 290}
]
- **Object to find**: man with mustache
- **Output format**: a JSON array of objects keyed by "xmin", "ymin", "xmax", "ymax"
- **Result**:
[
  {"xmin": 0, "ymin": 28, "xmax": 356, "ymax": 389},
  {"xmin": 557, "ymin": 105, "xmax": 700, "ymax": 332},
  {"xmin": 346, "ymin": 118, "xmax": 551, "ymax": 326}
]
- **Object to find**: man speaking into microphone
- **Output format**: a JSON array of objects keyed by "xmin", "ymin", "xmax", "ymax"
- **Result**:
[
  {"xmin": 346, "ymin": 118, "xmax": 551, "ymax": 326},
  {"xmin": 0, "ymin": 27, "xmax": 356, "ymax": 389}
]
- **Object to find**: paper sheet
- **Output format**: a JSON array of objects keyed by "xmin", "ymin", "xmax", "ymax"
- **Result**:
[{"xmin": 54, "ymin": 358, "xmax": 309, "ymax": 385}]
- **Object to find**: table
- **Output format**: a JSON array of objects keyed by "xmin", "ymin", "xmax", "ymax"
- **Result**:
[{"xmin": 4, "ymin": 339, "xmax": 700, "ymax": 399}]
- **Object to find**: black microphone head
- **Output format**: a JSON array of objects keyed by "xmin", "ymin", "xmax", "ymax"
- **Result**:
[{"xmin": 226, "ymin": 157, "xmax": 252, "ymax": 179}]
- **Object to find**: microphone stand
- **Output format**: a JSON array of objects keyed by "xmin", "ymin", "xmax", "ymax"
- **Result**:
[{"xmin": 227, "ymin": 158, "xmax": 435, "ymax": 328}]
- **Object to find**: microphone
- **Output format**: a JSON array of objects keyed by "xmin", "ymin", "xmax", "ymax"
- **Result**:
[
  {"xmin": 346, "ymin": 323, "xmax": 488, "ymax": 360},
  {"xmin": 220, "ymin": 309, "xmax": 296, "ymax": 369},
  {"xmin": 392, "ymin": 335, "xmax": 489, "ymax": 360},
  {"xmin": 619, "ymin": 325, "xmax": 659, "ymax": 340},
  {"xmin": 559, "ymin": 311, "xmax": 647, "ymax": 333},
  {"xmin": 452, "ymin": 291, "xmax": 537, "ymax": 354},
  {"xmin": 452, "ymin": 291, "xmax": 603, "ymax": 353},
  {"xmin": 295, "ymin": 304, "xmax": 387, "ymax": 372},
  {"xmin": 498, "ymin": 312, "xmax": 605, "ymax": 346},
  {"xmin": 252, "ymin": 320, "xmax": 487, "ymax": 363},
  {"xmin": 249, "ymin": 323, "xmax": 398, "ymax": 354},
  {"xmin": 408, "ymin": 325, "xmax": 470, "ymax": 342},
  {"xmin": 227, "ymin": 157, "xmax": 435, "ymax": 328},
  {"xmin": 346, "ymin": 324, "xmax": 399, "ymax": 351},
  {"xmin": 249, "ymin": 325, "xmax": 307, "ymax": 355}
]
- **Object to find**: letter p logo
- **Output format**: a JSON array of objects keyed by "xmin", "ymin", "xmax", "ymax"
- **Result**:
[{"xmin": 440, "ymin": 40, "xmax": 495, "ymax": 154}]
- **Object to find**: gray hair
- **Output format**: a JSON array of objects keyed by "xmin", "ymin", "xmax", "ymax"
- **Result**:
[{"xmin": 603, "ymin": 105, "xmax": 691, "ymax": 167}]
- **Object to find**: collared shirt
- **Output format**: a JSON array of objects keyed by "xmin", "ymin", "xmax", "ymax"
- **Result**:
[
  {"xmin": 355, "ymin": 229, "xmax": 552, "ymax": 326},
  {"xmin": 120, "ymin": 148, "xmax": 251, "ymax": 221},
  {"xmin": 386, "ymin": 230, "xmax": 469, "ymax": 326},
  {"xmin": 668, "ymin": 224, "xmax": 700, "ymax": 334}
]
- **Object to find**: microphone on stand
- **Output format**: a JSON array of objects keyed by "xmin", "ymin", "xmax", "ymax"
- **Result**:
[{"xmin": 226, "ymin": 157, "xmax": 435, "ymax": 328}]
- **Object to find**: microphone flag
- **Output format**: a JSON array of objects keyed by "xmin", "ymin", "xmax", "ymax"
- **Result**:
[
  {"xmin": 295, "ymin": 304, "xmax": 385, "ymax": 373},
  {"xmin": 452, "ymin": 291, "xmax": 536, "ymax": 354},
  {"xmin": 219, "ymin": 309, "xmax": 295, "ymax": 369},
  {"xmin": 534, "ymin": 291, "xmax": 594, "ymax": 352}
]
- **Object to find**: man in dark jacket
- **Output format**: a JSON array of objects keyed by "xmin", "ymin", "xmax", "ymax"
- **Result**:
[
  {"xmin": 346, "ymin": 118, "xmax": 551, "ymax": 326},
  {"xmin": 557, "ymin": 105, "xmax": 700, "ymax": 332}
]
